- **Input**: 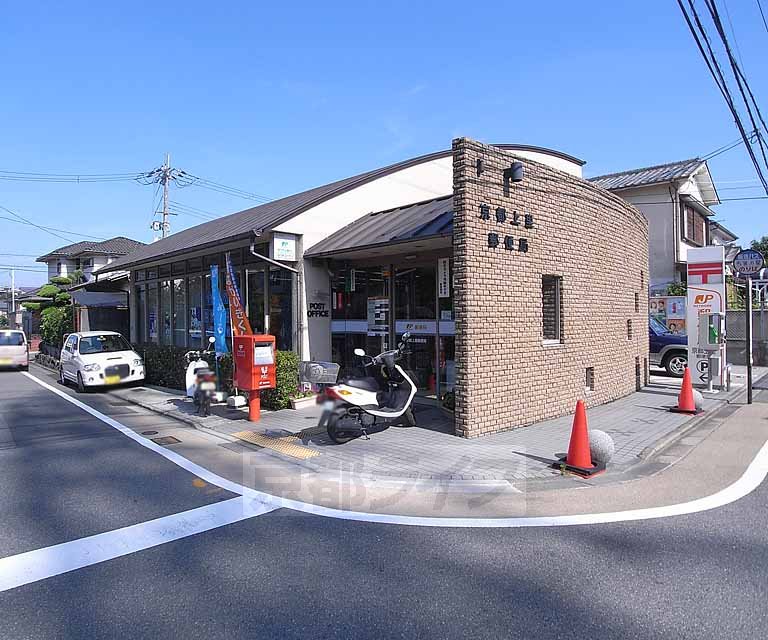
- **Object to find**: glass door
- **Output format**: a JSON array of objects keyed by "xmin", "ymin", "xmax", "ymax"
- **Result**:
[{"xmin": 394, "ymin": 265, "xmax": 438, "ymax": 400}]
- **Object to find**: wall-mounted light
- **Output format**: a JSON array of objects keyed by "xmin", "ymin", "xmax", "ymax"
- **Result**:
[{"xmin": 503, "ymin": 161, "xmax": 524, "ymax": 196}]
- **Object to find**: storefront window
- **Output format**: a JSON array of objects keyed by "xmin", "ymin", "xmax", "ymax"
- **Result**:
[
  {"xmin": 188, "ymin": 275, "xmax": 202, "ymax": 348},
  {"xmin": 269, "ymin": 267, "xmax": 293, "ymax": 351},
  {"xmin": 160, "ymin": 280, "xmax": 172, "ymax": 344},
  {"xmin": 247, "ymin": 268, "xmax": 266, "ymax": 333},
  {"xmin": 135, "ymin": 285, "xmax": 146, "ymax": 344},
  {"xmin": 146, "ymin": 283, "xmax": 159, "ymax": 343},
  {"xmin": 204, "ymin": 272, "xmax": 214, "ymax": 345},
  {"xmin": 173, "ymin": 279, "xmax": 186, "ymax": 347}
]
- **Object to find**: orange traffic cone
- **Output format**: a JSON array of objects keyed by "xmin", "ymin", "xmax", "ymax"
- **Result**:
[
  {"xmin": 553, "ymin": 400, "xmax": 605, "ymax": 477},
  {"xmin": 669, "ymin": 367, "xmax": 702, "ymax": 415}
]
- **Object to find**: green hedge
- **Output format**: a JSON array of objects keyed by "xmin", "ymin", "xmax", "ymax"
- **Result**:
[
  {"xmin": 136, "ymin": 344, "xmax": 297, "ymax": 409},
  {"xmin": 40, "ymin": 306, "xmax": 73, "ymax": 347},
  {"xmin": 260, "ymin": 350, "xmax": 299, "ymax": 411}
]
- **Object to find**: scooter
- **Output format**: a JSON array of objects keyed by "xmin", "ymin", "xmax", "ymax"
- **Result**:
[
  {"xmin": 318, "ymin": 332, "xmax": 417, "ymax": 444},
  {"xmin": 184, "ymin": 336, "xmax": 218, "ymax": 417}
]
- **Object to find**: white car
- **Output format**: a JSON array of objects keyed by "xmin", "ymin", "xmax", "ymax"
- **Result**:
[
  {"xmin": 59, "ymin": 331, "xmax": 145, "ymax": 392},
  {"xmin": 0, "ymin": 329, "xmax": 29, "ymax": 370}
]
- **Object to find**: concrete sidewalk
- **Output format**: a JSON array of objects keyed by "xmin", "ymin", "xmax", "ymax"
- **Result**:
[{"xmin": 109, "ymin": 366, "xmax": 767, "ymax": 484}]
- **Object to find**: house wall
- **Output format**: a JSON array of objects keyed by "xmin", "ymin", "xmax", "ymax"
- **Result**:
[
  {"xmin": 452, "ymin": 138, "xmax": 649, "ymax": 438},
  {"xmin": 611, "ymin": 185, "xmax": 676, "ymax": 292}
]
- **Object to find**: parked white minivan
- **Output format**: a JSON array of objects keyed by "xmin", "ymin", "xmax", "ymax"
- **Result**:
[
  {"xmin": 59, "ymin": 331, "xmax": 144, "ymax": 392},
  {"xmin": 0, "ymin": 329, "xmax": 29, "ymax": 371}
]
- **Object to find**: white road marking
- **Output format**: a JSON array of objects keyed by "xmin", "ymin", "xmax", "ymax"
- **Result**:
[
  {"xmin": 19, "ymin": 371, "xmax": 768, "ymax": 531},
  {"xmin": 0, "ymin": 497, "xmax": 273, "ymax": 592}
]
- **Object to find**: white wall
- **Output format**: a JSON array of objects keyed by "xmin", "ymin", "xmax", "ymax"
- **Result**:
[
  {"xmin": 46, "ymin": 258, "xmax": 75, "ymax": 280},
  {"xmin": 612, "ymin": 185, "xmax": 677, "ymax": 290}
]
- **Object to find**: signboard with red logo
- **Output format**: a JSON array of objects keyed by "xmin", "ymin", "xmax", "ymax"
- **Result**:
[{"xmin": 686, "ymin": 246, "xmax": 726, "ymax": 387}]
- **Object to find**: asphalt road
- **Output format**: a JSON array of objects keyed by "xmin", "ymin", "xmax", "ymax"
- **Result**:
[{"xmin": 1, "ymin": 367, "xmax": 767, "ymax": 639}]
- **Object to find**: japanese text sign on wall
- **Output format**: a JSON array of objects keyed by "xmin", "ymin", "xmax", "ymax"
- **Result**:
[
  {"xmin": 480, "ymin": 203, "xmax": 534, "ymax": 255},
  {"xmin": 438, "ymin": 258, "xmax": 450, "ymax": 298}
]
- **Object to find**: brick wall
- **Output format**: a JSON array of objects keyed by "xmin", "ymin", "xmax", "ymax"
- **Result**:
[{"xmin": 452, "ymin": 138, "xmax": 649, "ymax": 438}]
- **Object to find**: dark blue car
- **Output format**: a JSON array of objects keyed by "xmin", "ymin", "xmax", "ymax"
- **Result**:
[{"xmin": 649, "ymin": 316, "xmax": 688, "ymax": 377}]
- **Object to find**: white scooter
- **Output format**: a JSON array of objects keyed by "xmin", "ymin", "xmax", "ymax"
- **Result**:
[
  {"xmin": 184, "ymin": 336, "xmax": 218, "ymax": 417},
  {"xmin": 318, "ymin": 332, "xmax": 417, "ymax": 444}
]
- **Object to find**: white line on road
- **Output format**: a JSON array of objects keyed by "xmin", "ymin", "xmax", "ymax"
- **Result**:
[
  {"xmin": 18, "ymin": 371, "xmax": 768, "ymax": 530},
  {"xmin": 0, "ymin": 497, "xmax": 274, "ymax": 592}
]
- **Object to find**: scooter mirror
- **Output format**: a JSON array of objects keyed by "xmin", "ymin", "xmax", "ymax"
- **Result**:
[
  {"xmin": 353, "ymin": 348, "xmax": 366, "ymax": 357},
  {"xmin": 208, "ymin": 337, "xmax": 216, "ymax": 344}
]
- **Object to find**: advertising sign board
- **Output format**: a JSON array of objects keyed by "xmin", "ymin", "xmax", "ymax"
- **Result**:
[{"xmin": 686, "ymin": 246, "xmax": 726, "ymax": 388}]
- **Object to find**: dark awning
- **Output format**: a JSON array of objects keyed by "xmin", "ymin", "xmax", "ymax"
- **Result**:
[{"xmin": 305, "ymin": 196, "xmax": 453, "ymax": 260}]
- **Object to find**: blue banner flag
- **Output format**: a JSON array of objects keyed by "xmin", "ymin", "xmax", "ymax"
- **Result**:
[{"xmin": 210, "ymin": 264, "xmax": 229, "ymax": 354}]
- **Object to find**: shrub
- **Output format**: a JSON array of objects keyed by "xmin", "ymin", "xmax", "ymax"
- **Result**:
[
  {"xmin": 136, "ymin": 344, "xmax": 298, "ymax": 409},
  {"xmin": 0, "ymin": 315, "xmax": 7, "ymax": 327},
  {"xmin": 37, "ymin": 284, "xmax": 61, "ymax": 299},
  {"xmin": 49, "ymin": 276, "xmax": 72, "ymax": 286},
  {"xmin": 54, "ymin": 292, "xmax": 72, "ymax": 305},
  {"xmin": 135, "ymin": 344, "xmax": 190, "ymax": 390},
  {"xmin": 40, "ymin": 306, "xmax": 73, "ymax": 347},
  {"xmin": 260, "ymin": 350, "xmax": 299, "ymax": 411},
  {"xmin": 21, "ymin": 302, "xmax": 41, "ymax": 311}
]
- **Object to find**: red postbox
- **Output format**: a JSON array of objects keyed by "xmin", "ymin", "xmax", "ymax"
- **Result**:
[{"xmin": 233, "ymin": 334, "xmax": 276, "ymax": 421}]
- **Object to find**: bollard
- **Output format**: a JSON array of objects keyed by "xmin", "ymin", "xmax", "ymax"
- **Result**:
[{"xmin": 248, "ymin": 390, "xmax": 261, "ymax": 422}]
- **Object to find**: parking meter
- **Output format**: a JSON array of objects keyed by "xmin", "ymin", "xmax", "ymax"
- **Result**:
[{"xmin": 233, "ymin": 334, "xmax": 276, "ymax": 421}]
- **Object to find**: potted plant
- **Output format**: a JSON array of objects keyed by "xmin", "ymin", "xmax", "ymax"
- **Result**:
[{"xmin": 289, "ymin": 388, "xmax": 317, "ymax": 410}]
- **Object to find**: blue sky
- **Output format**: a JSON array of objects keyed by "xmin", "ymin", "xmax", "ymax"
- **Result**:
[{"xmin": 2, "ymin": 0, "xmax": 767, "ymax": 285}]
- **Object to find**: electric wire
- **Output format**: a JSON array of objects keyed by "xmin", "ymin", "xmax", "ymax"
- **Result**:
[
  {"xmin": 757, "ymin": 0, "xmax": 768, "ymax": 33},
  {"xmin": 677, "ymin": 0, "xmax": 768, "ymax": 193},
  {"xmin": 704, "ymin": 0, "xmax": 768, "ymax": 189},
  {"xmin": 0, "ymin": 210, "xmax": 106, "ymax": 241}
]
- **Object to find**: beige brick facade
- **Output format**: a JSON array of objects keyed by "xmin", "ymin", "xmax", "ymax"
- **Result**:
[{"xmin": 452, "ymin": 138, "xmax": 649, "ymax": 438}]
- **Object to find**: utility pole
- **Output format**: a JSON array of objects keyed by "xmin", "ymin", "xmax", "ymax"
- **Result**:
[
  {"xmin": 161, "ymin": 152, "xmax": 170, "ymax": 239},
  {"xmin": 747, "ymin": 276, "xmax": 753, "ymax": 405},
  {"xmin": 10, "ymin": 267, "xmax": 15, "ymax": 330}
]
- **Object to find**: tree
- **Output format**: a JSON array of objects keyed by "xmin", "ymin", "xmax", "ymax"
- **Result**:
[
  {"xmin": 750, "ymin": 236, "xmax": 768, "ymax": 257},
  {"xmin": 40, "ymin": 306, "xmax": 72, "ymax": 347}
]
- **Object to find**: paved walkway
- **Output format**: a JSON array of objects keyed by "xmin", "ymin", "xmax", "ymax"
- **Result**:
[{"xmin": 109, "ymin": 366, "xmax": 767, "ymax": 483}]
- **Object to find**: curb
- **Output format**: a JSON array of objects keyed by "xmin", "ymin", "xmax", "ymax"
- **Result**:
[{"xmin": 640, "ymin": 369, "xmax": 768, "ymax": 461}]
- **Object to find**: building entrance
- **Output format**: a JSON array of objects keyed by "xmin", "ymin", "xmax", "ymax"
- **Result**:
[{"xmin": 330, "ymin": 256, "xmax": 454, "ymax": 408}]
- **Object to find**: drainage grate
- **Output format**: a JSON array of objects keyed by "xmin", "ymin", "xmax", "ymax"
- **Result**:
[
  {"xmin": 151, "ymin": 436, "xmax": 181, "ymax": 445},
  {"xmin": 295, "ymin": 425, "xmax": 327, "ymax": 439},
  {"xmin": 231, "ymin": 431, "xmax": 320, "ymax": 459}
]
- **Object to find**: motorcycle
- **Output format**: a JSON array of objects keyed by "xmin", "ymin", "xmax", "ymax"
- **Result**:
[
  {"xmin": 318, "ymin": 332, "xmax": 417, "ymax": 444},
  {"xmin": 184, "ymin": 336, "xmax": 218, "ymax": 417}
]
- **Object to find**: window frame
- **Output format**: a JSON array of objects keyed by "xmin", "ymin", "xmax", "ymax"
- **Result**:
[{"xmin": 541, "ymin": 275, "xmax": 564, "ymax": 344}]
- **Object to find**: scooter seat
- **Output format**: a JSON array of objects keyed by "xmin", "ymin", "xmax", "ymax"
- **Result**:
[{"xmin": 341, "ymin": 377, "xmax": 380, "ymax": 392}]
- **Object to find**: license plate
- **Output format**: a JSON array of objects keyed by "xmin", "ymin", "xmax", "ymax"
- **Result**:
[
  {"xmin": 200, "ymin": 382, "xmax": 216, "ymax": 391},
  {"xmin": 104, "ymin": 375, "xmax": 121, "ymax": 385},
  {"xmin": 0, "ymin": 359, "xmax": 10, "ymax": 365}
]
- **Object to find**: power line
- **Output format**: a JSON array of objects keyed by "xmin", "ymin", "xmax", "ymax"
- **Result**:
[
  {"xmin": 169, "ymin": 200, "xmax": 219, "ymax": 217},
  {"xmin": 704, "ymin": 0, "xmax": 768, "ymax": 185},
  {"xmin": 0, "ymin": 253, "xmax": 37, "ymax": 257},
  {"xmin": 757, "ymin": 0, "xmax": 768, "ymax": 33},
  {"xmin": 0, "ymin": 211, "xmax": 106, "ymax": 241},
  {"xmin": 677, "ymin": 0, "xmax": 768, "ymax": 193},
  {"xmin": 0, "ymin": 204, "xmax": 78, "ymax": 242}
]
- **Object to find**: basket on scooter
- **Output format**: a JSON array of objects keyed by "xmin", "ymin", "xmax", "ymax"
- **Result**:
[{"xmin": 299, "ymin": 361, "xmax": 340, "ymax": 385}]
